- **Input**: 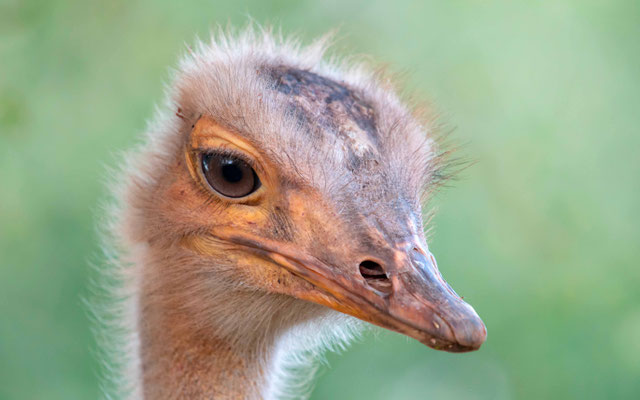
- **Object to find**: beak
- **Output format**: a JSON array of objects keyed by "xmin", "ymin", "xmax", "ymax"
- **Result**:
[
  {"xmin": 382, "ymin": 244, "xmax": 487, "ymax": 352},
  {"xmin": 221, "ymin": 231, "xmax": 486, "ymax": 353}
]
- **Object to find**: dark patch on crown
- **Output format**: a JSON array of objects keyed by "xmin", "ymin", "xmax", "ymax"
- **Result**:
[{"xmin": 265, "ymin": 66, "xmax": 379, "ymax": 146}]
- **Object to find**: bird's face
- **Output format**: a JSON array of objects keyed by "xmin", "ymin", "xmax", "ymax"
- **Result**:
[{"xmin": 161, "ymin": 66, "xmax": 485, "ymax": 352}]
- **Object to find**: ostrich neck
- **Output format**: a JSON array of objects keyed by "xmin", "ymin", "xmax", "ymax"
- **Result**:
[
  {"xmin": 139, "ymin": 294, "xmax": 272, "ymax": 399},
  {"xmin": 137, "ymin": 256, "xmax": 277, "ymax": 399},
  {"xmin": 132, "ymin": 245, "xmax": 353, "ymax": 399}
]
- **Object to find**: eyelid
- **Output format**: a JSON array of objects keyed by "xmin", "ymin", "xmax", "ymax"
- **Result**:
[{"xmin": 196, "ymin": 147, "xmax": 259, "ymax": 171}]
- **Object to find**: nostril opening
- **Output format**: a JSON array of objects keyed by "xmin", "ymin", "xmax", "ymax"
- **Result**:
[
  {"xmin": 359, "ymin": 260, "xmax": 392, "ymax": 294},
  {"xmin": 359, "ymin": 260, "xmax": 384, "ymax": 275}
]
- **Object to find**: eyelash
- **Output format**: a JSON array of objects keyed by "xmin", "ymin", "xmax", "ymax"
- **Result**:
[{"xmin": 199, "ymin": 149, "xmax": 257, "ymax": 171}]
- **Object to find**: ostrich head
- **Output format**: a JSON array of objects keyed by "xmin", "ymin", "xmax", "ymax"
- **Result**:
[{"xmin": 116, "ymin": 29, "xmax": 486, "ymax": 369}]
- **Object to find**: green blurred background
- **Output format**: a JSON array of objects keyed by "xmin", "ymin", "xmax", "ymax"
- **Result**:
[{"xmin": 1, "ymin": 0, "xmax": 639, "ymax": 399}]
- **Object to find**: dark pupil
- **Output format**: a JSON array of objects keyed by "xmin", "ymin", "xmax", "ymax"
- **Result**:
[{"xmin": 221, "ymin": 160, "xmax": 243, "ymax": 183}]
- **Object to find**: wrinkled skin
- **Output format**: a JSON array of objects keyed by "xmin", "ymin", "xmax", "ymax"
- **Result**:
[{"xmin": 173, "ymin": 104, "xmax": 486, "ymax": 352}]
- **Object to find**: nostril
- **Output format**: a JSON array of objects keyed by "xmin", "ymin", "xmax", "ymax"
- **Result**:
[{"xmin": 359, "ymin": 260, "xmax": 392, "ymax": 294}]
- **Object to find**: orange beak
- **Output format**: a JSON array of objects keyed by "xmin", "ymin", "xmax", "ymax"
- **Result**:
[{"xmin": 221, "ymin": 232, "xmax": 486, "ymax": 352}]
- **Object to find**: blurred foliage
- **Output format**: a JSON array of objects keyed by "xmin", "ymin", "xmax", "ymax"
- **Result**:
[{"xmin": 1, "ymin": 0, "xmax": 639, "ymax": 399}]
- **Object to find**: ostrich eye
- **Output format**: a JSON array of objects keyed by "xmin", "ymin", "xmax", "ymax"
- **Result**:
[{"xmin": 201, "ymin": 152, "xmax": 261, "ymax": 198}]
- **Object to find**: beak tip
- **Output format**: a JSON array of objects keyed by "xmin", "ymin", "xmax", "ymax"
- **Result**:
[
  {"xmin": 447, "ymin": 314, "xmax": 487, "ymax": 352},
  {"xmin": 459, "ymin": 325, "xmax": 487, "ymax": 351},
  {"xmin": 424, "ymin": 323, "xmax": 486, "ymax": 353},
  {"xmin": 421, "ymin": 306, "xmax": 487, "ymax": 353}
]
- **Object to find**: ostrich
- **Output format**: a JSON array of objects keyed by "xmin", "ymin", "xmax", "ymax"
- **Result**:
[{"xmin": 99, "ymin": 27, "xmax": 486, "ymax": 400}]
